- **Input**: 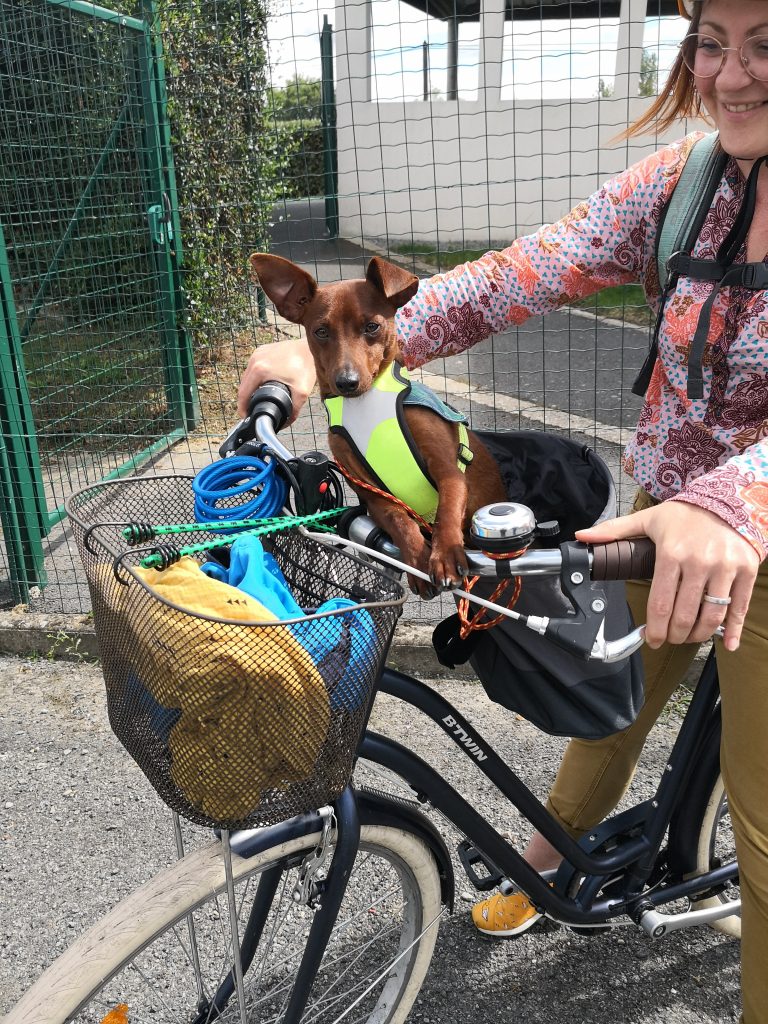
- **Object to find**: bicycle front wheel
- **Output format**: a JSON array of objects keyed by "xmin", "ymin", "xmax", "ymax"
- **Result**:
[{"xmin": 6, "ymin": 823, "xmax": 442, "ymax": 1024}]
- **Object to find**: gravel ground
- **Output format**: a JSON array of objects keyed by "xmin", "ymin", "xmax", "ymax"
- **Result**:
[{"xmin": 0, "ymin": 654, "xmax": 740, "ymax": 1022}]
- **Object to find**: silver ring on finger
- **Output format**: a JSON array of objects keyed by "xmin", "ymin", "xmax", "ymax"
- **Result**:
[{"xmin": 702, "ymin": 593, "xmax": 732, "ymax": 606}]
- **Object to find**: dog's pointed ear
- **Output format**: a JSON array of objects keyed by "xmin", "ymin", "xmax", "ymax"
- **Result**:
[
  {"xmin": 366, "ymin": 257, "xmax": 419, "ymax": 310},
  {"xmin": 249, "ymin": 253, "xmax": 318, "ymax": 323}
]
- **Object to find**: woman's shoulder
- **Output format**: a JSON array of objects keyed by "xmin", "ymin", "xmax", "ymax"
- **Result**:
[
  {"xmin": 598, "ymin": 131, "xmax": 711, "ymax": 216},
  {"xmin": 622, "ymin": 131, "xmax": 710, "ymax": 191}
]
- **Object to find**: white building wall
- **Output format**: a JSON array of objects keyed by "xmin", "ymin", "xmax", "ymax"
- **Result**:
[{"xmin": 334, "ymin": 0, "xmax": 709, "ymax": 247}]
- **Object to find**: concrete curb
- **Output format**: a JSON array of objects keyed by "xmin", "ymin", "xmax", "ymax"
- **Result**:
[
  {"xmin": 0, "ymin": 612, "xmax": 708, "ymax": 690},
  {"xmin": 0, "ymin": 611, "xmax": 472, "ymax": 676}
]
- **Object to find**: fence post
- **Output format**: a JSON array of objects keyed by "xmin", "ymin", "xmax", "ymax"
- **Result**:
[
  {"xmin": 137, "ymin": 0, "xmax": 199, "ymax": 432},
  {"xmin": 0, "ymin": 223, "xmax": 48, "ymax": 603},
  {"xmin": 320, "ymin": 16, "xmax": 338, "ymax": 239}
]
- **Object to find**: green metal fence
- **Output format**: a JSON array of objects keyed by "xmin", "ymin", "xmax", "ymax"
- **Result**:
[
  {"xmin": 0, "ymin": 0, "xmax": 693, "ymax": 625},
  {"xmin": 0, "ymin": 0, "xmax": 197, "ymax": 607}
]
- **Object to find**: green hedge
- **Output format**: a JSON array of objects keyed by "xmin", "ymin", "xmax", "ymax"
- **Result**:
[{"xmin": 157, "ymin": 0, "xmax": 279, "ymax": 340}]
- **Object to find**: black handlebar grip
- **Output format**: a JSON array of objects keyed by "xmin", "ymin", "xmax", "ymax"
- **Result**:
[
  {"xmin": 247, "ymin": 380, "xmax": 293, "ymax": 432},
  {"xmin": 590, "ymin": 538, "xmax": 656, "ymax": 581}
]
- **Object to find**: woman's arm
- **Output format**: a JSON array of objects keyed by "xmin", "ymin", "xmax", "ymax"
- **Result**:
[{"xmin": 397, "ymin": 135, "xmax": 700, "ymax": 368}]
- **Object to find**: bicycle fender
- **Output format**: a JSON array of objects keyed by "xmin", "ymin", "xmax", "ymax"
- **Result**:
[
  {"xmin": 357, "ymin": 789, "xmax": 456, "ymax": 911},
  {"xmin": 225, "ymin": 796, "xmax": 454, "ymax": 910}
]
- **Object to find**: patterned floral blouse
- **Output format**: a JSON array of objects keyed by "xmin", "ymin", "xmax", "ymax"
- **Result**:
[{"xmin": 395, "ymin": 132, "xmax": 768, "ymax": 560}]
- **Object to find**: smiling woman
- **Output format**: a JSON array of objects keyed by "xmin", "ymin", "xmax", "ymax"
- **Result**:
[{"xmin": 694, "ymin": 4, "xmax": 768, "ymax": 173}]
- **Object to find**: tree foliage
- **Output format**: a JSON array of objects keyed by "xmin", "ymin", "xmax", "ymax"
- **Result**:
[
  {"xmin": 268, "ymin": 74, "xmax": 323, "ymax": 122},
  {"xmin": 156, "ymin": 0, "xmax": 282, "ymax": 339},
  {"xmin": 268, "ymin": 76, "xmax": 325, "ymax": 198},
  {"xmin": 639, "ymin": 49, "xmax": 659, "ymax": 97},
  {"xmin": 596, "ymin": 49, "xmax": 660, "ymax": 99}
]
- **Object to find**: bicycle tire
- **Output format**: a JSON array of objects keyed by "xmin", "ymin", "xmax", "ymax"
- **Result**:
[
  {"xmin": 693, "ymin": 772, "xmax": 741, "ymax": 939},
  {"xmin": 667, "ymin": 706, "xmax": 740, "ymax": 940},
  {"xmin": 4, "ymin": 823, "xmax": 442, "ymax": 1024}
]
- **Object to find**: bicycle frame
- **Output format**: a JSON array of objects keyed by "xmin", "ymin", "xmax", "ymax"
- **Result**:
[{"xmin": 359, "ymin": 648, "xmax": 737, "ymax": 929}]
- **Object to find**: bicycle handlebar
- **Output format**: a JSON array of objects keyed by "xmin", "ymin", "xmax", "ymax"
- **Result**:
[
  {"xmin": 219, "ymin": 381, "xmax": 294, "ymax": 460},
  {"xmin": 345, "ymin": 508, "xmax": 657, "ymax": 583},
  {"xmin": 237, "ymin": 382, "xmax": 724, "ymax": 663}
]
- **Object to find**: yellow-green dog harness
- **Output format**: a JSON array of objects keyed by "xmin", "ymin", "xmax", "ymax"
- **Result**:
[{"xmin": 324, "ymin": 362, "xmax": 473, "ymax": 524}]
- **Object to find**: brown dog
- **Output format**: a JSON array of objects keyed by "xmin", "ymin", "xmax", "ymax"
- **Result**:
[{"xmin": 249, "ymin": 253, "xmax": 506, "ymax": 597}]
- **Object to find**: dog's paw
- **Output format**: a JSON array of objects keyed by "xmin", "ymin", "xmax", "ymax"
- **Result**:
[
  {"xmin": 396, "ymin": 541, "xmax": 438, "ymax": 599},
  {"xmin": 407, "ymin": 573, "xmax": 440, "ymax": 600},
  {"xmin": 428, "ymin": 542, "xmax": 469, "ymax": 591}
]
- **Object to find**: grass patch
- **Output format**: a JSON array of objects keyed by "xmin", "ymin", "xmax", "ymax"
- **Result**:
[
  {"xmin": 571, "ymin": 284, "xmax": 653, "ymax": 328},
  {"xmin": 391, "ymin": 243, "xmax": 487, "ymax": 270},
  {"xmin": 392, "ymin": 244, "xmax": 653, "ymax": 327}
]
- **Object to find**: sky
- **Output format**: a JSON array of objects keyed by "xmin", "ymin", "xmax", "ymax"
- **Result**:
[{"xmin": 266, "ymin": 0, "xmax": 686, "ymax": 102}]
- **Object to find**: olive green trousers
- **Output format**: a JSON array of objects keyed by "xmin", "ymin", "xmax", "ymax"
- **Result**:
[{"xmin": 546, "ymin": 493, "xmax": 768, "ymax": 1023}]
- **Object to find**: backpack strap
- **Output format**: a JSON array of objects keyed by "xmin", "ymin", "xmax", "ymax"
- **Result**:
[
  {"xmin": 633, "ymin": 132, "xmax": 727, "ymax": 397},
  {"xmin": 655, "ymin": 132, "xmax": 726, "ymax": 292}
]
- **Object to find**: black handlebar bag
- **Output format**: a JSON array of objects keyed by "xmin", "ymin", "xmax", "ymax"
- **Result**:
[{"xmin": 434, "ymin": 431, "xmax": 645, "ymax": 740}]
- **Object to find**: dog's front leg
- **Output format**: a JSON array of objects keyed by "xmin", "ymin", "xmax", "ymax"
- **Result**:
[
  {"xmin": 429, "ymin": 472, "xmax": 470, "ymax": 588},
  {"xmin": 405, "ymin": 410, "xmax": 470, "ymax": 589},
  {"xmin": 363, "ymin": 493, "xmax": 439, "ymax": 599}
]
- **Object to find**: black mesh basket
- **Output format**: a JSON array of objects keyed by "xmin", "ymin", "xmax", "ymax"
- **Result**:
[{"xmin": 67, "ymin": 475, "xmax": 405, "ymax": 830}]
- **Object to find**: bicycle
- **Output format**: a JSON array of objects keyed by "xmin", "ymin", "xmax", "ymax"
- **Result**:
[{"xmin": 3, "ymin": 383, "xmax": 739, "ymax": 1024}]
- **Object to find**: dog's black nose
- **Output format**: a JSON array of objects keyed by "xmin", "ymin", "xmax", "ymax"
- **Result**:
[{"xmin": 335, "ymin": 370, "xmax": 360, "ymax": 395}]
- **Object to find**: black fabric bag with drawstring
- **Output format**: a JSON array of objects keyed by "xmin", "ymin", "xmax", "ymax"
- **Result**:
[{"xmin": 433, "ymin": 431, "xmax": 645, "ymax": 740}]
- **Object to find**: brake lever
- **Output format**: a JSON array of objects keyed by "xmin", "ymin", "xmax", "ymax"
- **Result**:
[{"xmin": 591, "ymin": 624, "xmax": 726, "ymax": 664}]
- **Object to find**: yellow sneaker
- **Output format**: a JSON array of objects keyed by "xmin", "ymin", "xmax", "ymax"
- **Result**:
[{"xmin": 471, "ymin": 890, "xmax": 542, "ymax": 938}]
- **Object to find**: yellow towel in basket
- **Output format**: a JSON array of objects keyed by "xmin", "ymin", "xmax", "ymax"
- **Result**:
[{"xmin": 125, "ymin": 557, "xmax": 330, "ymax": 821}]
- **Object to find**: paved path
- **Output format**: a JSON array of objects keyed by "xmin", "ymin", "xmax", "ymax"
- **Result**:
[{"xmin": 0, "ymin": 653, "xmax": 740, "ymax": 1022}]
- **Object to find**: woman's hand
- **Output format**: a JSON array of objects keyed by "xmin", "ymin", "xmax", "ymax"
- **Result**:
[
  {"xmin": 576, "ymin": 502, "xmax": 761, "ymax": 652},
  {"xmin": 237, "ymin": 338, "xmax": 316, "ymax": 422}
]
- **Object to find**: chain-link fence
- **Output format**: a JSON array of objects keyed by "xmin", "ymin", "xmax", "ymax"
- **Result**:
[{"xmin": 1, "ymin": 0, "xmax": 703, "ymax": 617}]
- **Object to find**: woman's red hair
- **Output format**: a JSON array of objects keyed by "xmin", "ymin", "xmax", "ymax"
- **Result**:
[{"xmin": 625, "ymin": 2, "xmax": 707, "ymax": 138}]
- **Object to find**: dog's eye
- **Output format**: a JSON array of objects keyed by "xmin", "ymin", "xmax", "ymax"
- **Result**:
[
  {"xmin": 314, "ymin": 326, "xmax": 329, "ymax": 341},
  {"xmin": 365, "ymin": 322, "xmax": 380, "ymax": 335}
]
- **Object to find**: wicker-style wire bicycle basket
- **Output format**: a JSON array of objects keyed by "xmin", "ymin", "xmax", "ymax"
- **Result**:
[{"xmin": 67, "ymin": 475, "xmax": 405, "ymax": 830}]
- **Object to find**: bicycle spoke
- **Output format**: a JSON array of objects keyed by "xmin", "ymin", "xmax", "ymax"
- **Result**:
[
  {"xmin": 305, "ymin": 910, "xmax": 444, "ymax": 1024},
  {"xmin": 42, "ymin": 829, "xmax": 440, "ymax": 1024},
  {"xmin": 302, "ymin": 928, "xmax": 405, "ymax": 1023},
  {"xmin": 128, "ymin": 959, "xmax": 179, "ymax": 1016}
]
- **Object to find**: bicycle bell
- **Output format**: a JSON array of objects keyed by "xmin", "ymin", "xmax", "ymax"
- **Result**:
[{"xmin": 471, "ymin": 502, "xmax": 558, "ymax": 553}]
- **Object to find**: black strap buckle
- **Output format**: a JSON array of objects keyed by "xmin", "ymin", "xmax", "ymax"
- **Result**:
[
  {"xmin": 457, "ymin": 442, "xmax": 474, "ymax": 466},
  {"xmin": 666, "ymin": 250, "xmax": 689, "ymax": 276},
  {"xmin": 740, "ymin": 263, "xmax": 768, "ymax": 290}
]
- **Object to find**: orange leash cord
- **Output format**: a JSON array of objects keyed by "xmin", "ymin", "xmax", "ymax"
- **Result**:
[
  {"xmin": 333, "ymin": 460, "xmax": 434, "ymax": 533},
  {"xmin": 334, "ymin": 459, "xmax": 527, "ymax": 638},
  {"xmin": 458, "ymin": 547, "xmax": 529, "ymax": 639}
]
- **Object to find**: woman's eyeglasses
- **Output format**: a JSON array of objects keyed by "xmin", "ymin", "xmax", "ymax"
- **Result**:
[{"xmin": 681, "ymin": 33, "xmax": 768, "ymax": 81}]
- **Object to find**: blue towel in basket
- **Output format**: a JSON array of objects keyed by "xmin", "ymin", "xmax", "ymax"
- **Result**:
[{"xmin": 202, "ymin": 535, "xmax": 376, "ymax": 711}]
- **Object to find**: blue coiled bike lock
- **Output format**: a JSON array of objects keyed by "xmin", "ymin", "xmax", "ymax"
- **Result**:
[{"xmin": 192, "ymin": 453, "xmax": 289, "ymax": 529}]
